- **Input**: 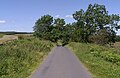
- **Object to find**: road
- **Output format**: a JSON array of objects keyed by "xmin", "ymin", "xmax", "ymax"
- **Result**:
[{"xmin": 30, "ymin": 46, "xmax": 92, "ymax": 78}]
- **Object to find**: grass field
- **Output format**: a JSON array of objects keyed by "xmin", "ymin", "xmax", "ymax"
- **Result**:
[
  {"xmin": 68, "ymin": 42, "xmax": 120, "ymax": 78},
  {"xmin": 0, "ymin": 35, "xmax": 18, "ymax": 44},
  {"xmin": 0, "ymin": 38, "xmax": 54, "ymax": 78},
  {"xmin": 0, "ymin": 34, "xmax": 4, "ymax": 38},
  {"xmin": 0, "ymin": 34, "xmax": 33, "ymax": 44},
  {"xmin": 14, "ymin": 34, "xmax": 33, "ymax": 39}
]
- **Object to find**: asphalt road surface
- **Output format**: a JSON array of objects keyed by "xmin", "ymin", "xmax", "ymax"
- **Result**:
[{"xmin": 30, "ymin": 46, "xmax": 92, "ymax": 78}]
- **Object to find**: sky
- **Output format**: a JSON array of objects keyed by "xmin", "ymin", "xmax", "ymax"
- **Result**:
[{"xmin": 0, "ymin": 0, "xmax": 120, "ymax": 34}]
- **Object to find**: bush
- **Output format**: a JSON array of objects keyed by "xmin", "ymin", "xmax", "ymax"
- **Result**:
[
  {"xmin": 116, "ymin": 36, "xmax": 120, "ymax": 42},
  {"xmin": 89, "ymin": 45, "xmax": 120, "ymax": 65},
  {"xmin": 89, "ymin": 29, "xmax": 109, "ymax": 45}
]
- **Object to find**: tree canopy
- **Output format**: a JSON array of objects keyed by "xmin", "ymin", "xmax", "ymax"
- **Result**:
[{"xmin": 33, "ymin": 4, "xmax": 120, "ymax": 46}]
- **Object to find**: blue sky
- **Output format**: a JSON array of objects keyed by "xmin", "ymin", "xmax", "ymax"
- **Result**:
[{"xmin": 0, "ymin": 0, "xmax": 120, "ymax": 34}]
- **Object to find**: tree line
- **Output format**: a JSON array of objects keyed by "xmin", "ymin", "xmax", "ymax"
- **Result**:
[{"xmin": 33, "ymin": 4, "xmax": 120, "ymax": 46}]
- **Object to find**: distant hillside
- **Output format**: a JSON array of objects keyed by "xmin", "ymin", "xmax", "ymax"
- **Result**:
[{"xmin": 0, "ymin": 31, "xmax": 33, "ymax": 35}]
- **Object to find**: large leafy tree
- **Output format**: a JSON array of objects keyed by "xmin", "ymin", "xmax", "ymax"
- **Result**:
[
  {"xmin": 49, "ymin": 18, "xmax": 66, "ymax": 43},
  {"xmin": 72, "ymin": 4, "xmax": 120, "ymax": 44},
  {"xmin": 62, "ymin": 24, "xmax": 73, "ymax": 45},
  {"xmin": 73, "ymin": 9, "xmax": 87, "ymax": 42},
  {"xmin": 107, "ymin": 14, "xmax": 120, "ymax": 44},
  {"xmin": 33, "ymin": 4, "xmax": 120, "ymax": 46},
  {"xmin": 33, "ymin": 15, "xmax": 66, "ymax": 45},
  {"xmin": 54, "ymin": 18, "xmax": 65, "ymax": 40},
  {"xmin": 33, "ymin": 15, "xmax": 53, "ymax": 40}
]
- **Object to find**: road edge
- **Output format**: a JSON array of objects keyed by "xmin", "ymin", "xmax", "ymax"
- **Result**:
[
  {"xmin": 65, "ymin": 46, "xmax": 93, "ymax": 78},
  {"xmin": 28, "ymin": 46, "xmax": 57, "ymax": 78}
]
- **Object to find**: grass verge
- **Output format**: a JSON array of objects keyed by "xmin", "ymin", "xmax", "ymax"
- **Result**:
[
  {"xmin": 68, "ymin": 42, "xmax": 120, "ymax": 78},
  {"xmin": 0, "ymin": 38, "xmax": 54, "ymax": 78}
]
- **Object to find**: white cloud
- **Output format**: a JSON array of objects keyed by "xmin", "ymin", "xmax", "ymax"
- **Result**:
[
  {"xmin": 65, "ymin": 15, "xmax": 73, "ymax": 18},
  {"xmin": 55, "ymin": 15, "xmax": 60, "ymax": 18},
  {"xmin": 0, "ymin": 20, "xmax": 6, "ymax": 24}
]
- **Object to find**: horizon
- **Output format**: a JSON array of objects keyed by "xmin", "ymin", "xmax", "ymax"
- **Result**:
[{"xmin": 0, "ymin": 0, "xmax": 120, "ymax": 34}]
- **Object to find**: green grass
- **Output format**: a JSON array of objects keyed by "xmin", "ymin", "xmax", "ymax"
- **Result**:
[
  {"xmin": 0, "ymin": 38, "xmax": 54, "ymax": 78},
  {"xmin": 68, "ymin": 42, "xmax": 120, "ymax": 78}
]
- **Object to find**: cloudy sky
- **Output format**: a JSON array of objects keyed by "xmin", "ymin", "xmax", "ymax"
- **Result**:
[{"xmin": 0, "ymin": 0, "xmax": 120, "ymax": 34}]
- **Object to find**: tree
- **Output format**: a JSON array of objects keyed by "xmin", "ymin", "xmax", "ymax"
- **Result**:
[
  {"xmin": 33, "ymin": 4, "xmax": 120, "ymax": 46},
  {"xmin": 72, "ymin": 4, "xmax": 120, "ymax": 44},
  {"xmin": 33, "ymin": 15, "xmax": 53, "ymax": 40},
  {"xmin": 73, "ymin": 9, "xmax": 88, "ymax": 42},
  {"xmin": 61, "ymin": 24, "xmax": 73, "ymax": 46},
  {"xmin": 108, "ymin": 14, "xmax": 120, "ymax": 44},
  {"xmin": 54, "ymin": 18, "xmax": 65, "ymax": 40},
  {"xmin": 33, "ymin": 16, "xmax": 67, "ymax": 45}
]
